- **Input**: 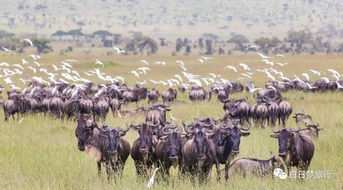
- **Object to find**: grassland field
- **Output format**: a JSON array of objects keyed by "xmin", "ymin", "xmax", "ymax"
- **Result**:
[{"xmin": 0, "ymin": 50, "xmax": 342, "ymax": 189}]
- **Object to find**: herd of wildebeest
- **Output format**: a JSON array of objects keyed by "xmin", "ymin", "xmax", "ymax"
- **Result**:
[{"xmin": 1, "ymin": 79, "xmax": 328, "ymax": 182}]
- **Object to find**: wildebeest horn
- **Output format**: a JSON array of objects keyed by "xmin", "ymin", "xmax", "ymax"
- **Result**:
[
  {"xmin": 271, "ymin": 127, "xmax": 280, "ymax": 133},
  {"xmin": 241, "ymin": 122, "xmax": 252, "ymax": 131},
  {"xmin": 162, "ymin": 127, "xmax": 172, "ymax": 135},
  {"xmin": 117, "ymin": 126, "xmax": 130, "ymax": 136},
  {"xmin": 182, "ymin": 120, "xmax": 187, "ymax": 127}
]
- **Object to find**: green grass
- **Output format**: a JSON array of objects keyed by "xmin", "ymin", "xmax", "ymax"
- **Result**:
[
  {"xmin": 0, "ymin": 52, "xmax": 343, "ymax": 189},
  {"xmin": 0, "ymin": 91, "xmax": 342, "ymax": 189}
]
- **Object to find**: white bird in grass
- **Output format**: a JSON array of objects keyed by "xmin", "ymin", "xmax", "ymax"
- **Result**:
[
  {"xmin": 225, "ymin": 65, "xmax": 237, "ymax": 73},
  {"xmin": 309, "ymin": 69, "xmax": 322, "ymax": 76},
  {"xmin": 12, "ymin": 64, "xmax": 24, "ymax": 70},
  {"xmin": 140, "ymin": 60, "xmax": 149, "ymax": 65},
  {"xmin": 200, "ymin": 56, "xmax": 214, "ymax": 60},
  {"xmin": 267, "ymin": 85, "xmax": 278, "ymax": 92},
  {"xmin": 0, "ymin": 62, "xmax": 9, "ymax": 67},
  {"xmin": 246, "ymin": 80, "xmax": 262, "ymax": 93},
  {"xmin": 137, "ymin": 67, "xmax": 151, "ymax": 74},
  {"xmin": 169, "ymin": 113, "xmax": 177, "ymax": 122},
  {"xmin": 257, "ymin": 53, "xmax": 272, "ymax": 59},
  {"xmin": 61, "ymin": 61, "xmax": 73, "ymax": 68},
  {"xmin": 18, "ymin": 117, "xmax": 24, "ymax": 123},
  {"xmin": 276, "ymin": 54, "xmax": 285, "ymax": 57},
  {"xmin": 306, "ymin": 82, "xmax": 317, "ymax": 90},
  {"xmin": 275, "ymin": 62, "xmax": 288, "ymax": 67},
  {"xmin": 262, "ymin": 59, "xmax": 274, "ymax": 66},
  {"xmin": 245, "ymin": 45, "xmax": 260, "ymax": 50},
  {"xmin": 176, "ymin": 60, "xmax": 184, "ymax": 66},
  {"xmin": 22, "ymin": 39, "xmax": 33, "ymax": 47},
  {"xmin": 95, "ymin": 59, "xmax": 104, "ymax": 67},
  {"xmin": 130, "ymin": 70, "xmax": 140, "ymax": 78},
  {"xmin": 209, "ymin": 73, "xmax": 221, "ymax": 78},
  {"xmin": 19, "ymin": 78, "xmax": 27, "ymax": 84},
  {"xmin": 136, "ymin": 80, "xmax": 147, "ymax": 86},
  {"xmin": 113, "ymin": 46, "xmax": 126, "ymax": 54},
  {"xmin": 336, "ymin": 81, "xmax": 343, "ymax": 89},
  {"xmin": 174, "ymin": 74, "xmax": 183, "ymax": 82},
  {"xmin": 147, "ymin": 168, "xmax": 160, "ymax": 188},
  {"xmin": 179, "ymin": 64, "xmax": 187, "ymax": 71},
  {"xmin": 241, "ymin": 73, "xmax": 252, "ymax": 79},
  {"xmin": 34, "ymin": 61, "xmax": 41, "ymax": 67},
  {"xmin": 21, "ymin": 59, "xmax": 29, "ymax": 65},
  {"xmin": 154, "ymin": 61, "xmax": 166, "ymax": 65},
  {"xmin": 27, "ymin": 66, "xmax": 37, "ymax": 73},
  {"xmin": 301, "ymin": 73, "xmax": 310, "ymax": 81},
  {"xmin": 320, "ymin": 77, "xmax": 330, "ymax": 83},
  {"xmin": 328, "ymin": 69, "xmax": 340, "ymax": 77},
  {"xmin": 266, "ymin": 72, "xmax": 275, "ymax": 81},
  {"xmin": 2, "ymin": 47, "xmax": 12, "ymax": 52},
  {"xmin": 4, "ymin": 77, "xmax": 13, "ymax": 84},
  {"xmin": 30, "ymin": 54, "xmax": 40, "ymax": 60},
  {"xmin": 10, "ymin": 84, "xmax": 21, "ymax": 90},
  {"xmin": 198, "ymin": 58, "xmax": 204, "ymax": 63},
  {"xmin": 239, "ymin": 63, "xmax": 251, "ymax": 71}
]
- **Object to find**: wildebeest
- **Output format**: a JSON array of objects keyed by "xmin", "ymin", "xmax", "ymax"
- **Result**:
[
  {"xmin": 93, "ymin": 96, "xmax": 110, "ymax": 121},
  {"xmin": 223, "ymin": 152, "xmax": 284, "ymax": 178},
  {"xmin": 145, "ymin": 104, "xmax": 170, "ymax": 126},
  {"xmin": 271, "ymin": 128, "xmax": 315, "ymax": 174},
  {"xmin": 3, "ymin": 95, "xmax": 22, "ymax": 121},
  {"xmin": 162, "ymin": 88, "xmax": 177, "ymax": 104},
  {"xmin": 278, "ymin": 99, "xmax": 293, "ymax": 127},
  {"xmin": 130, "ymin": 122, "xmax": 157, "ymax": 178},
  {"xmin": 154, "ymin": 125, "xmax": 182, "ymax": 179},
  {"xmin": 122, "ymin": 85, "xmax": 148, "ymax": 104},
  {"xmin": 148, "ymin": 88, "xmax": 160, "ymax": 103},
  {"xmin": 109, "ymin": 98, "xmax": 121, "ymax": 116},
  {"xmin": 75, "ymin": 114, "xmax": 130, "ymax": 180},
  {"xmin": 180, "ymin": 121, "xmax": 216, "ymax": 182},
  {"xmin": 49, "ymin": 96, "xmax": 63, "ymax": 118},
  {"xmin": 217, "ymin": 89, "xmax": 229, "ymax": 103},
  {"xmin": 213, "ymin": 120, "xmax": 251, "ymax": 180},
  {"xmin": 298, "ymin": 123, "xmax": 322, "ymax": 139},
  {"xmin": 267, "ymin": 101, "xmax": 279, "ymax": 127},
  {"xmin": 223, "ymin": 98, "xmax": 250, "ymax": 124},
  {"xmin": 189, "ymin": 86, "xmax": 211, "ymax": 102},
  {"xmin": 250, "ymin": 102, "xmax": 268, "ymax": 128},
  {"xmin": 293, "ymin": 113, "xmax": 313, "ymax": 127}
]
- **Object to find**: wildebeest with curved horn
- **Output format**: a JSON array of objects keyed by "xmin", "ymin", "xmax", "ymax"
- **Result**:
[
  {"xmin": 154, "ymin": 124, "xmax": 182, "ymax": 180},
  {"xmin": 298, "ymin": 123, "xmax": 322, "ymax": 139},
  {"xmin": 223, "ymin": 98, "xmax": 250, "ymax": 124},
  {"xmin": 270, "ymin": 128, "xmax": 315, "ymax": 175},
  {"xmin": 189, "ymin": 86, "xmax": 211, "ymax": 102},
  {"xmin": 145, "ymin": 104, "xmax": 170, "ymax": 126},
  {"xmin": 130, "ymin": 122, "xmax": 158, "ymax": 178},
  {"xmin": 180, "ymin": 121, "xmax": 216, "ymax": 182},
  {"xmin": 213, "ymin": 119, "xmax": 251, "ymax": 180},
  {"xmin": 75, "ymin": 114, "xmax": 130, "ymax": 180}
]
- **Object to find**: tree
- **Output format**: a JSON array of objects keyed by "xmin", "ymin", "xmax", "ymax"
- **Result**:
[
  {"xmin": 205, "ymin": 39, "xmax": 213, "ymax": 55},
  {"xmin": 66, "ymin": 29, "xmax": 85, "ymax": 41},
  {"xmin": 254, "ymin": 36, "xmax": 281, "ymax": 54},
  {"xmin": 91, "ymin": 30, "xmax": 113, "ymax": 40},
  {"xmin": 32, "ymin": 38, "xmax": 53, "ymax": 54},
  {"xmin": 126, "ymin": 36, "xmax": 158, "ymax": 55},
  {"xmin": 175, "ymin": 38, "xmax": 183, "ymax": 52},
  {"xmin": 285, "ymin": 30, "xmax": 313, "ymax": 53},
  {"xmin": 51, "ymin": 30, "xmax": 67, "ymax": 41},
  {"xmin": 228, "ymin": 34, "xmax": 249, "ymax": 51}
]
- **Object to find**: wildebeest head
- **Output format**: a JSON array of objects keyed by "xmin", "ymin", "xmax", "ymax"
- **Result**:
[
  {"xmin": 183, "ymin": 121, "xmax": 215, "ymax": 166},
  {"xmin": 77, "ymin": 122, "xmax": 95, "ymax": 151},
  {"xmin": 271, "ymin": 128, "xmax": 292, "ymax": 157},
  {"xmin": 108, "ymin": 126, "xmax": 130, "ymax": 162},
  {"xmin": 220, "ymin": 121, "xmax": 251, "ymax": 155},
  {"xmin": 130, "ymin": 122, "xmax": 155, "ymax": 162},
  {"xmin": 269, "ymin": 151, "xmax": 284, "ymax": 170},
  {"xmin": 160, "ymin": 126, "xmax": 182, "ymax": 168}
]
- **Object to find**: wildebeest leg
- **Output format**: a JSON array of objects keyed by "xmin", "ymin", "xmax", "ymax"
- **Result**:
[
  {"xmin": 105, "ymin": 163, "xmax": 112, "ymax": 181},
  {"xmin": 215, "ymin": 163, "xmax": 221, "ymax": 181},
  {"xmin": 97, "ymin": 161, "xmax": 102, "ymax": 177},
  {"xmin": 224, "ymin": 163, "xmax": 230, "ymax": 181}
]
